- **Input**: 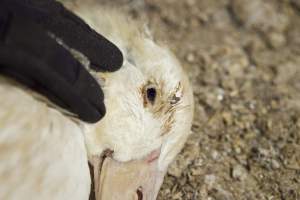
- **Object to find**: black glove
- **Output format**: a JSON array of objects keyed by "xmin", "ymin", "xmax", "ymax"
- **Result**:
[{"xmin": 0, "ymin": 0, "xmax": 123, "ymax": 123}]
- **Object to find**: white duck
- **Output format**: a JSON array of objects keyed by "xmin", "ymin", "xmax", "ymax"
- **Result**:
[{"xmin": 0, "ymin": 2, "xmax": 194, "ymax": 200}]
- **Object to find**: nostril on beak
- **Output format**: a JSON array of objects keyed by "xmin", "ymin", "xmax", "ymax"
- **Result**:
[
  {"xmin": 136, "ymin": 186, "xmax": 143, "ymax": 200},
  {"xmin": 102, "ymin": 149, "xmax": 114, "ymax": 158}
]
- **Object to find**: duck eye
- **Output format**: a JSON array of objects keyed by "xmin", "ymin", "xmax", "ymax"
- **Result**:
[{"xmin": 146, "ymin": 87, "xmax": 157, "ymax": 104}]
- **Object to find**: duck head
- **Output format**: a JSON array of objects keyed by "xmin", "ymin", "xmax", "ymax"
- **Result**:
[{"xmin": 69, "ymin": 4, "xmax": 194, "ymax": 200}]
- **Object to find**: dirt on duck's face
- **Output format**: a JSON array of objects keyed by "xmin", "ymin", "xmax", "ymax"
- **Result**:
[{"xmin": 64, "ymin": 0, "xmax": 300, "ymax": 199}]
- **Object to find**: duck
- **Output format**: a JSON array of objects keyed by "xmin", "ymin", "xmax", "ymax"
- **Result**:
[{"xmin": 0, "ymin": 2, "xmax": 194, "ymax": 200}]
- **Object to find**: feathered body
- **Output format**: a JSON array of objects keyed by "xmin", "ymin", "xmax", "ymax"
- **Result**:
[
  {"xmin": 0, "ymin": 77, "xmax": 90, "ymax": 200},
  {"xmin": 0, "ymin": 2, "xmax": 193, "ymax": 200}
]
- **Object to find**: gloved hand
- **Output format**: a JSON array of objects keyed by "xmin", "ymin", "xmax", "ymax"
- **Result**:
[{"xmin": 0, "ymin": 0, "xmax": 123, "ymax": 123}]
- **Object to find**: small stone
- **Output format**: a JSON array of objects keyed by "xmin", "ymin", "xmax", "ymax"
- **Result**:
[
  {"xmin": 172, "ymin": 192, "xmax": 183, "ymax": 200},
  {"xmin": 249, "ymin": 101, "xmax": 256, "ymax": 110},
  {"xmin": 222, "ymin": 112, "xmax": 233, "ymax": 125},
  {"xmin": 267, "ymin": 32, "xmax": 286, "ymax": 49},
  {"xmin": 234, "ymin": 146, "xmax": 242, "ymax": 154},
  {"xmin": 217, "ymin": 88, "xmax": 225, "ymax": 101},
  {"xmin": 231, "ymin": 165, "xmax": 248, "ymax": 181},
  {"xmin": 271, "ymin": 159, "xmax": 280, "ymax": 169},
  {"xmin": 194, "ymin": 157, "xmax": 205, "ymax": 166},
  {"xmin": 211, "ymin": 150, "xmax": 220, "ymax": 161},
  {"xmin": 191, "ymin": 167, "xmax": 203, "ymax": 176},
  {"xmin": 186, "ymin": 52, "xmax": 196, "ymax": 63},
  {"xmin": 168, "ymin": 160, "xmax": 184, "ymax": 177},
  {"xmin": 204, "ymin": 174, "xmax": 217, "ymax": 188},
  {"xmin": 186, "ymin": 0, "xmax": 196, "ymax": 6}
]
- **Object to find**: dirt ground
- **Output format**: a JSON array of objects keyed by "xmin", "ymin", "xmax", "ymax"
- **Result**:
[{"xmin": 67, "ymin": 0, "xmax": 300, "ymax": 199}]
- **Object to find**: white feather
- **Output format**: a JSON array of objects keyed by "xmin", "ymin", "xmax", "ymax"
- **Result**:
[{"xmin": 0, "ymin": 77, "xmax": 90, "ymax": 200}]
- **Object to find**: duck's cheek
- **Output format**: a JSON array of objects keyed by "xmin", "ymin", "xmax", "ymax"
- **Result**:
[{"xmin": 89, "ymin": 149, "xmax": 165, "ymax": 200}]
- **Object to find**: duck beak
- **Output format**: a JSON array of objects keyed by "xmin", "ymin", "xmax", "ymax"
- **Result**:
[{"xmin": 89, "ymin": 150, "xmax": 165, "ymax": 200}]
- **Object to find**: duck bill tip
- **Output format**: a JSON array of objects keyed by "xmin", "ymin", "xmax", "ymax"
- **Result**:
[{"xmin": 90, "ymin": 156, "xmax": 165, "ymax": 200}]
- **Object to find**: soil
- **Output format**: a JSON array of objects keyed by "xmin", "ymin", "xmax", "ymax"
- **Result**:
[{"xmin": 67, "ymin": 0, "xmax": 300, "ymax": 199}]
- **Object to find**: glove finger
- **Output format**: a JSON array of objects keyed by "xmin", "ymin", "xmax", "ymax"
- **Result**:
[
  {"xmin": 0, "ymin": 45, "xmax": 105, "ymax": 123},
  {"xmin": 3, "ymin": 0, "xmax": 123, "ymax": 72},
  {"xmin": 0, "ymin": 15, "xmax": 106, "ymax": 123}
]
